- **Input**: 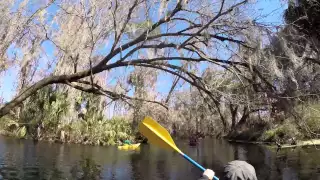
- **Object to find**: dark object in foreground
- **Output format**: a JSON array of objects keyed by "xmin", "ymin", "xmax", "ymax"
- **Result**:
[
  {"xmin": 198, "ymin": 160, "xmax": 257, "ymax": 180},
  {"xmin": 223, "ymin": 160, "xmax": 257, "ymax": 180},
  {"xmin": 189, "ymin": 137, "xmax": 198, "ymax": 146}
]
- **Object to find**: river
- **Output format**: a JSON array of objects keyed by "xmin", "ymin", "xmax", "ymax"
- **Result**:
[{"xmin": 0, "ymin": 136, "xmax": 319, "ymax": 180}]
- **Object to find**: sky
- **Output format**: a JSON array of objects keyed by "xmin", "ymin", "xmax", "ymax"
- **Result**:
[{"xmin": 0, "ymin": 0, "xmax": 288, "ymax": 108}]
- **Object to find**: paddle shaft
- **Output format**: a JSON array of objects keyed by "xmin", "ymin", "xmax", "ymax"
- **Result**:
[
  {"xmin": 181, "ymin": 153, "xmax": 219, "ymax": 180},
  {"xmin": 139, "ymin": 117, "xmax": 219, "ymax": 180}
]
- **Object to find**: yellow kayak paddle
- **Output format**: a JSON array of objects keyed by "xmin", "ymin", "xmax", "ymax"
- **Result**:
[{"xmin": 138, "ymin": 116, "xmax": 219, "ymax": 180}]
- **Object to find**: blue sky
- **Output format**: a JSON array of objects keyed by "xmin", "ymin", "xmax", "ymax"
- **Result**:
[{"xmin": 0, "ymin": 0, "xmax": 287, "ymax": 104}]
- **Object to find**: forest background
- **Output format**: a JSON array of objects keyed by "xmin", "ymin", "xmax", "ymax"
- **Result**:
[{"xmin": 0, "ymin": 0, "xmax": 319, "ymax": 146}]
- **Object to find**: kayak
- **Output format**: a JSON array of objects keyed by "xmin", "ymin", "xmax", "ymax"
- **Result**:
[{"xmin": 117, "ymin": 143, "xmax": 141, "ymax": 150}]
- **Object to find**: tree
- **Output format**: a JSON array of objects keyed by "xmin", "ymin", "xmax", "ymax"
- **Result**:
[
  {"xmin": 220, "ymin": 0, "xmax": 320, "ymax": 139},
  {"xmin": 0, "ymin": 0, "xmax": 253, "ymax": 120}
]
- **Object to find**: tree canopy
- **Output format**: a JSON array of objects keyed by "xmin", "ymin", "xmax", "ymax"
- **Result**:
[{"xmin": 0, "ymin": 0, "xmax": 319, "ymax": 142}]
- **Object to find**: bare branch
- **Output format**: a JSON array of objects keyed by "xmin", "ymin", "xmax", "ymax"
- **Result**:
[
  {"xmin": 179, "ymin": 0, "xmax": 247, "ymax": 48},
  {"xmin": 65, "ymin": 80, "xmax": 168, "ymax": 110},
  {"xmin": 111, "ymin": 0, "xmax": 139, "ymax": 52},
  {"xmin": 99, "ymin": 1, "xmax": 183, "ymax": 65}
]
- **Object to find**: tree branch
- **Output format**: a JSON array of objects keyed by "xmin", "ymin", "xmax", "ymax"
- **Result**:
[
  {"xmin": 179, "ymin": 0, "xmax": 247, "ymax": 48},
  {"xmin": 165, "ymin": 74, "xmax": 181, "ymax": 104},
  {"xmin": 65, "ymin": 80, "xmax": 168, "ymax": 110},
  {"xmin": 111, "ymin": 0, "xmax": 139, "ymax": 52},
  {"xmin": 99, "ymin": 1, "xmax": 183, "ymax": 66}
]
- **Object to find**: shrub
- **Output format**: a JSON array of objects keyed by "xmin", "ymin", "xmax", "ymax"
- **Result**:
[
  {"xmin": 0, "ymin": 116, "xmax": 27, "ymax": 138},
  {"xmin": 260, "ymin": 120, "xmax": 302, "ymax": 142},
  {"xmin": 301, "ymin": 104, "xmax": 320, "ymax": 136},
  {"xmin": 65, "ymin": 116, "xmax": 134, "ymax": 146}
]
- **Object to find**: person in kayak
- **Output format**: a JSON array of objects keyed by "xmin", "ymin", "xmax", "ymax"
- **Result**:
[
  {"xmin": 198, "ymin": 160, "xmax": 257, "ymax": 180},
  {"xmin": 124, "ymin": 140, "xmax": 132, "ymax": 145}
]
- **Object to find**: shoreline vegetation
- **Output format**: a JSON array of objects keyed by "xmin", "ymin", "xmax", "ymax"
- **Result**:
[
  {"xmin": 0, "ymin": 115, "xmax": 141, "ymax": 146},
  {"xmin": 0, "ymin": 88, "xmax": 319, "ymax": 149},
  {"xmin": 0, "ymin": 125, "xmax": 319, "ymax": 150},
  {"xmin": 0, "ymin": 111, "xmax": 319, "ymax": 150},
  {"xmin": 227, "ymin": 139, "xmax": 320, "ymax": 148},
  {"xmin": 0, "ymin": 0, "xmax": 320, "ymax": 152},
  {"xmin": 0, "ymin": 89, "xmax": 319, "ymax": 149}
]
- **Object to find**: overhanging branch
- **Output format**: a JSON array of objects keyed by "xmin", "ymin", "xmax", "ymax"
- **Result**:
[{"xmin": 64, "ymin": 80, "xmax": 169, "ymax": 110}]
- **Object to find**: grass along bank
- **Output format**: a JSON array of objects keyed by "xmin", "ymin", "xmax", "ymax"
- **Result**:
[{"xmin": 227, "ymin": 104, "xmax": 320, "ymax": 148}]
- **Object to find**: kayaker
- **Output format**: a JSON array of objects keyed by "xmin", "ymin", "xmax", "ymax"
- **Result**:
[
  {"xmin": 198, "ymin": 160, "xmax": 257, "ymax": 180},
  {"xmin": 124, "ymin": 140, "xmax": 132, "ymax": 145}
]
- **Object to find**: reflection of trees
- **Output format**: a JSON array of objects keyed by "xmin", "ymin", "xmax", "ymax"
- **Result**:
[
  {"xmin": 228, "ymin": 143, "xmax": 320, "ymax": 180},
  {"xmin": 110, "ymin": 147, "xmax": 117, "ymax": 179},
  {"xmin": 129, "ymin": 145, "xmax": 153, "ymax": 180},
  {"xmin": 274, "ymin": 148, "xmax": 320, "ymax": 180},
  {"xmin": 129, "ymin": 145, "xmax": 172, "ymax": 180},
  {"xmin": 155, "ymin": 150, "xmax": 170, "ymax": 180},
  {"xmin": 274, "ymin": 152, "xmax": 299, "ymax": 180},
  {"xmin": 35, "ymin": 143, "xmax": 65, "ymax": 179},
  {"xmin": 129, "ymin": 152, "xmax": 142, "ymax": 179},
  {"xmin": 70, "ymin": 157, "xmax": 102, "ymax": 180},
  {"xmin": 44, "ymin": 168, "xmax": 65, "ymax": 180},
  {"xmin": 202, "ymin": 139, "xmax": 235, "ymax": 169},
  {"xmin": 2, "ymin": 137, "xmax": 320, "ymax": 180},
  {"xmin": 239, "ymin": 145, "xmax": 272, "ymax": 180},
  {"xmin": 0, "ymin": 166, "xmax": 65, "ymax": 180}
]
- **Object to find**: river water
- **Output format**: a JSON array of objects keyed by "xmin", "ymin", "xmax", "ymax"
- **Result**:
[{"xmin": 0, "ymin": 136, "xmax": 319, "ymax": 180}]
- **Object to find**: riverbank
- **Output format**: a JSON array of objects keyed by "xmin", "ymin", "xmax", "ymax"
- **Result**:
[
  {"xmin": 267, "ymin": 139, "xmax": 320, "ymax": 149},
  {"xmin": 228, "ymin": 138, "xmax": 320, "ymax": 148},
  {"xmin": 0, "ymin": 131, "xmax": 146, "ymax": 148},
  {"xmin": 226, "ymin": 103, "xmax": 320, "ymax": 148},
  {"xmin": 0, "ymin": 116, "xmax": 142, "ymax": 147},
  {"xmin": 226, "ymin": 118, "xmax": 320, "ymax": 149}
]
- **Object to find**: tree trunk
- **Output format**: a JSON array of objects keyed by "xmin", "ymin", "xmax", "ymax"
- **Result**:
[
  {"xmin": 213, "ymin": 100, "xmax": 228, "ymax": 132},
  {"xmin": 229, "ymin": 104, "xmax": 238, "ymax": 130},
  {"xmin": 237, "ymin": 106, "xmax": 249, "ymax": 126}
]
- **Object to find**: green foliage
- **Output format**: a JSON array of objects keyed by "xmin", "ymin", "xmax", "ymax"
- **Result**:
[
  {"xmin": 261, "ymin": 130, "xmax": 276, "ymax": 142},
  {"xmin": 260, "ymin": 120, "xmax": 302, "ymax": 142},
  {"xmin": 18, "ymin": 86, "xmax": 69, "ymax": 136},
  {"xmin": 259, "ymin": 104, "xmax": 320, "ymax": 143},
  {"xmin": 60, "ymin": 91, "xmax": 135, "ymax": 146},
  {"xmin": 0, "ymin": 84, "xmax": 136, "ymax": 146},
  {"xmin": 298, "ymin": 104, "xmax": 320, "ymax": 137},
  {"xmin": 277, "ymin": 122, "xmax": 302, "ymax": 139},
  {"xmin": 125, "ymin": 19, "xmax": 160, "ymax": 38},
  {"xmin": 305, "ymin": 117, "xmax": 320, "ymax": 135},
  {"xmin": 0, "ymin": 115, "xmax": 27, "ymax": 138},
  {"xmin": 0, "ymin": 116, "xmax": 18, "ymax": 130},
  {"xmin": 16, "ymin": 126, "xmax": 26, "ymax": 138},
  {"xmin": 67, "ymin": 116, "xmax": 134, "ymax": 146}
]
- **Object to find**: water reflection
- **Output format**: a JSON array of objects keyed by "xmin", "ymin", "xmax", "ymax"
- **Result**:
[
  {"xmin": 0, "ymin": 136, "xmax": 318, "ymax": 180},
  {"xmin": 70, "ymin": 158, "xmax": 102, "ymax": 180}
]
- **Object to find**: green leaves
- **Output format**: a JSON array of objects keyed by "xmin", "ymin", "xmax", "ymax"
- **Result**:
[
  {"xmin": 5, "ymin": 119, "xmax": 19, "ymax": 129},
  {"xmin": 16, "ymin": 126, "xmax": 27, "ymax": 138},
  {"xmin": 125, "ymin": 19, "xmax": 161, "ymax": 38},
  {"xmin": 65, "ymin": 116, "xmax": 134, "ymax": 146},
  {"xmin": 1, "ymin": 83, "xmax": 135, "ymax": 146}
]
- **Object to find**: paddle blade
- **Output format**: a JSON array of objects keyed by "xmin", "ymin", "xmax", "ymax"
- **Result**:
[{"xmin": 138, "ymin": 117, "xmax": 182, "ymax": 154}]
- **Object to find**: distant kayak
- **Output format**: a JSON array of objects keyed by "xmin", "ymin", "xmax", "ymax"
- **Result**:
[{"xmin": 117, "ymin": 143, "xmax": 141, "ymax": 150}]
